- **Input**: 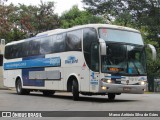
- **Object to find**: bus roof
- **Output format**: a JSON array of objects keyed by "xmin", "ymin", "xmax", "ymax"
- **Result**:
[
  {"xmin": 6, "ymin": 24, "xmax": 140, "ymax": 46},
  {"xmin": 37, "ymin": 24, "xmax": 140, "ymax": 36},
  {"xmin": 70, "ymin": 24, "xmax": 139, "ymax": 33},
  {"xmin": 36, "ymin": 29, "xmax": 65, "ymax": 36}
]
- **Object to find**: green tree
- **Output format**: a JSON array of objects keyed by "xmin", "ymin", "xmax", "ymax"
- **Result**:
[
  {"xmin": 60, "ymin": 5, "xmax": 105, "ymax": 28},
  {"xmin": 0, "ymin": 3, "xmax": 19, "ymax": 42},
  {"xmin": 13, "ymin": 1, "xmax": 59, "ymax": 38},
  {"xmin": 0, "ymin": 1, "xmax": 60, "ymax": 43}
]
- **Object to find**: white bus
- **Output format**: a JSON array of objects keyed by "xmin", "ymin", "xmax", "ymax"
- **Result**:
[{"xmin": 3, "ymin": 24, "xmax": 156, "ymax": 100}]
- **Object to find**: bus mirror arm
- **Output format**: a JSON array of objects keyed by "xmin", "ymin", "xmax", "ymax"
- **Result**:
[
  {"xmin": 146, "ymin": 44, "xmax": 157, "ymax": 61},
  {"xmin": 99, "ymin": 38, "xmax": 106, "ymax": 55}
]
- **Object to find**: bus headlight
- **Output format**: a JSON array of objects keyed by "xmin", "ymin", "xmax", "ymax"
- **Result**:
[
  {"xmin": 101, "ymin": 79, "xmax": 112, "ymax": 83},
  {"xmin": 101, "ymin": 86, "xmax": 106, "ymax": 90},
  {"xmin": 140, "ymin": 81, "xmax": 145, "ymax": 85},
  {"xmin": 107, "ymin": 79, "xmax": 112, "ymax": 83}
]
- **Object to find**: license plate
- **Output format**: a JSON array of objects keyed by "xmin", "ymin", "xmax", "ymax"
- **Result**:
[{"xmin": 123, "ymin": 87, "xmax": 131, "ymax": 91}]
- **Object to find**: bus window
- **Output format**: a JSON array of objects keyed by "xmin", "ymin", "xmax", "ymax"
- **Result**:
[
  {"xmin": 22, "ymin": 41, "xmax": 30, "ymax": 57},
  {"xmin": 28, "ymin": 40, "xmax": 40, "ymax": 56},
  {"xmin": 17, "ymin": 43, "xmax": 22, "ymax": 57},
  {"xmin": 91, "ymin": 42, "xmax": 99, "ymax": 72},
  {"xmin": 54, "ymin": 33, "xmax": 66, "ymax": 52},
  {"xmin": 83, "ymin": 28, "xmax": 98, "ymax": 71},
  {"xmin": 0, "ymin": 55, "xmax": 3, "ymax": 66},
  {"xmin": 33, "ymin": 40, "xmax": 40, "ymax": 55},
  {"xmin": 66, "ymin": 30, "xmax": 82, "ymax": 51},
  {"xmin": 40, "ymin": 36, "xmax": 53, "ymax": 54},
  {"xmin": 12, "ymin": 45, "xmax": 18, "ymax": 58},
  {"xmin": 5, "ymin": 45, "xmax": 11, "ymax": 59},
  {"xmin": 15, "ymin": 43, "xmax": 23, "ymax": 58}
]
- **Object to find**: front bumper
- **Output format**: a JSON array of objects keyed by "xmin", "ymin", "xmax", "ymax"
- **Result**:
[{"xmin": 102, "ymin": 83, "xmax": 146, "ymax": 94}]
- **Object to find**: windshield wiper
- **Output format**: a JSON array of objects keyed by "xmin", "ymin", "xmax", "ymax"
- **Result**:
[{"xmin": 131, "ymin": 60, "xmax": 140, "ymax": 75}]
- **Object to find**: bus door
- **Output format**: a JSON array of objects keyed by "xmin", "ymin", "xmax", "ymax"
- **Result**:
[{"xmin": 89, "ymin": 42, "xmax": 100, "ymax": 92}]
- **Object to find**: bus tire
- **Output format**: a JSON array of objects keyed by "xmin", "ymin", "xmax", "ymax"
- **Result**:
[
  {"xmin": 43, "ymin": 90, "xmax": 55, "ymax": 96},
  {"xmin": 108, "ymin": 93, "xmax": 116, "ymax": 100},
  {"xmin": 16, "ymin": 79, "xmax": 30, "ymax": 95},
  {"xmin": 72, "ymin": 80, "xmax": 79, "ymax": 101}
]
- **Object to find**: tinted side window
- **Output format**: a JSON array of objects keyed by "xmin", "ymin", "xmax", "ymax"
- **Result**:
[
  {"xmin": 83, "ymin": 28, "xmax": 97, "ymax": 52},
  {"xmin": 91, "ymin": 42, "xmax": 99, "ymax": 72},
  {"xmin": 5, "ymin": 45, "xmax": 12, "ymax": 59},
  {"xmin": 5, "ymin": 39, "xmax": 41, "ymax": 59},
  {"xmin": 17, "ymin": 43, "xmax": 23, "ymax": 58},
  {"xmin": 53, "ymin": 33, "xmax": 66, "ymax": 53},
  {"xmin": 0, "ymin": 55, "xmax": 3, "ymax": 66},
  {"xmin": 40, "ymin": 36, "xmax": 53, "ymax": 54},
  {"xmin": 28, "ymin": 40, "xmax": 40, "ymax": 56},
  {"xmin": 12, "ymin": 43, "xmax": 24, "ymax": 58},
  {"xmin": 83, "ymin": 28, "xmax": 98, "ymax": 70},
  {"xmin": 12, "ymin": 44, "xmax": 17, "ymax": 58},
  {"xmin": 11, "ymin": 43, "xmax": 21, "ymax": 58},
  {"xmin": 66, "ymin": 30, "xmax": 82, "ymax": 51},
  {"xmin": 21, "ymin": 41, "xmax": 30, "ymax": 57},
  {"xmin": 5, "ymin": 43, "xmax": 23, "ymax": 59}
]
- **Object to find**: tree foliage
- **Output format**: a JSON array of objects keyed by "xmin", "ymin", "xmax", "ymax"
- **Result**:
[
  {"xmin": 0, "ymin": 3, "xmax": 19, "ymax": 42},
  {"xmin": 60, "ymin": 5, "xmax": 105, "ymax": 28},
  {"xmin": 0, "ymin": 1, "xmax": 59, "ymax": 42},
  {"xmin": 16, "ymin": 1, "xmax": 59, "ymax": 35}
]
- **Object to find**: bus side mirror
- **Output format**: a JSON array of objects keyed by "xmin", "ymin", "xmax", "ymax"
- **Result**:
[
  {"xmin": 146, "ymin": 44, "xmax": 156, "ymax": 61},
  {"xmin": 99, "ymin": 38, "xmax": 106, "ymax": 55}
]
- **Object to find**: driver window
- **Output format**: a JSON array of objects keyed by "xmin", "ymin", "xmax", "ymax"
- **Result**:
[{"xmin": 91, "ymin": 42, "xmax": 99, "ymax": 72}]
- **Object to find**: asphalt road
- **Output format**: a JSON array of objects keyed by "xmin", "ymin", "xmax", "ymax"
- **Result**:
[{"xmin": 0, "ymin": 90, "xmax": 160, "ymax": 120}]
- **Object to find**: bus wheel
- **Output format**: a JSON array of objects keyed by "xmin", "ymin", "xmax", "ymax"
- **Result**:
[
  {"xmin": 72, "ymin": 80, "xmax": 79, "ymax": 101},
  {"xmin": 108, "ymin": 93, "xmax": 116, "ymax": 100},
  {"xmin": 43, "ymin": 90, "xmax": 55, "ymax": 96},
  {"xmin": 16, "ymin": 79, "xmax": 30, "ymax": 95}
]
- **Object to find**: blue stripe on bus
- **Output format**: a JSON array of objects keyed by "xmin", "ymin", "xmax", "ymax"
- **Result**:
[
  {"xmin": 22, "ymin": 55, "xmax": 46, "ymax": 87},
  {"xmin": 22, "ymin": 67, "xmax": 44, "ymax": 86},
  {"xmin": 105, "ymin": 76, "xmax": 125, "ymax": 79},
  {"xmin": 22, "ymin": 55, "xmax": 45, "ymax": 87},
  {"xmin": 4, "ymin": 57, "xmax": 61, "ymax": 70}
]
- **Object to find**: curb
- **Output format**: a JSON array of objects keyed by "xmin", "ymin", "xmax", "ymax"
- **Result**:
[
  {"xmin": 0, "ymin": 88, "xmax": 10, "ymax": 90},
  {"xmin": 144, "ymin": 92, "xmax": 160, "ymax": 94}
]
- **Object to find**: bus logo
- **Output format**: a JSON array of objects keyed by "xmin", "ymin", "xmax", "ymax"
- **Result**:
[{"xmin": 65, "ymin": 56, "xmax": 78, "ymax": 64}]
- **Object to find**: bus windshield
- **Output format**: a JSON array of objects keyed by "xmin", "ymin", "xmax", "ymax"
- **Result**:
[
  {"xmin": 99, "ymin": 28, "xmax": 146, "ymax": 75},
  {"xmin": 101, "ymin": 43, "xmax": 146, "ymax": 75},
  {"xmin": 99, "ymin": 28, "xmax": 144, "ymax": 45}
]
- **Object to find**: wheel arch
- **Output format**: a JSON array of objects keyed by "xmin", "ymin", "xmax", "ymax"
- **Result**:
[
  {"xmin": 15, "ymin": 76, "xmax": 23, "ymax": 87},
  {"xmin": 67, "ymin": 74, "xmax": 80, "ymax": 92}
]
